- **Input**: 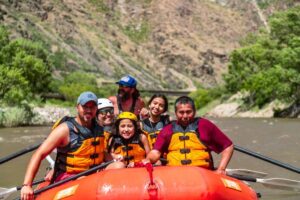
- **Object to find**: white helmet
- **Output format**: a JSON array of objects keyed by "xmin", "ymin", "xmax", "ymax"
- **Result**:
[{"xmin": 97, "ymin": 98, "xmax": 114, "ymax": 110}]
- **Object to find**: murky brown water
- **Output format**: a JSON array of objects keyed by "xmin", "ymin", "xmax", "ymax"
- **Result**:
[{"xmin": 0, "ymin": 118, "xmax": 300, "ymax": 200}]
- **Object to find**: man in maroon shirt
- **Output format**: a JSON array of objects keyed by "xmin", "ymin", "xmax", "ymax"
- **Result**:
[{"xmin": 144, "ymin": 96, "xmax": 233, "ymax": 174}]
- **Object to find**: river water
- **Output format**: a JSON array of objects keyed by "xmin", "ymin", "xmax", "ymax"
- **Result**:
[{"xmin": 0, "ymin": 118, "xmax": 299, "ymax": 200}]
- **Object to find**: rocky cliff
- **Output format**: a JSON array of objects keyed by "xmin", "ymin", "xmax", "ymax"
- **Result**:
[{"xmin": 0, "ymin": 0, "xmax": 298, "ymax": 90}]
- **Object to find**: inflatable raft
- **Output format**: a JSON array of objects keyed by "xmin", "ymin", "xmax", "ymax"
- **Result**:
[{"xmin": 36, "ymin": 166, "xmax": 258, "ymax": 200}]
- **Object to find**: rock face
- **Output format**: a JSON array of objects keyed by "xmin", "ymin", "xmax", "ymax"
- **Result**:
[
  {"xmin": 1, "ymin": 0, "xmax": 298, "ymax": 90},
  {"xmin": 0, "ymin": 0, "xmax": 262, "ymax": 90},
  {"xmin": 31, "ymin": 106, "xmax": 73, "ymax": 125}
]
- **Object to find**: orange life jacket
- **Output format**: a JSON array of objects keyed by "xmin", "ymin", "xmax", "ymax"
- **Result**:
[
  {"xmin": 109, "ymin": 133, "xmax": 146, "ymax": 165},
  {"xmin": 55, "ymin": 117, "xmax": 105, "ymax": 174},
  {"xmin": 167, "ymin": 118, "xmax": 212, "ymax": 168}
]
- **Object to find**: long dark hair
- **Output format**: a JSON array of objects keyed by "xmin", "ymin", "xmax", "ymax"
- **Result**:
[{"xmin": 147, "ymin": 94, "xmax": 169, "ymax": 113}]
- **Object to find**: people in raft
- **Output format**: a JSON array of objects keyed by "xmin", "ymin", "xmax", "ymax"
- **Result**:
[
  {"xmin": 108, "ymin": 75, "xmax": 148, "ymax": 119},
  {"xmin": 140, "ymin": 94, "xmax": 170, "ymax": 149},
  {"xmin": 143, "ymin": 96, "xmax": 234, "ymax": 174},
  {"xmin": 96, "ymin": 98, "xmax": 116, "ymax": 148},
  {"xmin": 108, "ymin": 112, "xmax": 150, "ymax": 167},
  {"xmin": 21, "ymin": 91, "xmax": 124, "ymax": 200}
]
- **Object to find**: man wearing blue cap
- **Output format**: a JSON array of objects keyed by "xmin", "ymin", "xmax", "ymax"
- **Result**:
[
  {"xmin": 109, "ymin": 75, "xmax": 147, "ymax": 118},
  {"xmin": 21, "ymin": 91, "xmax": 124, "ymax": 200}
]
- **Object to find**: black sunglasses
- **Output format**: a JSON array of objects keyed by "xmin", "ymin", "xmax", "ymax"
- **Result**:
[{"xmin": 98, "ymin": 108, "xmax": 114, "ymax": 115}]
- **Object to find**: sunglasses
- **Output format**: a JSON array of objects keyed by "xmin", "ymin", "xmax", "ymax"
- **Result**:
[{"xmin": 98, "ymin": 108, "xmax": 114, "ymax": 115}]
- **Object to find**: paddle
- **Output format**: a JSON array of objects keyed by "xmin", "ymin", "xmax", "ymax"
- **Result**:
[
  {"xmin": 0, "ymin": 179, "xmax": 45, "ymax": 200},
  {"xmin": 230, "ymin": 174, "xmax": 300, "ymax": 192},
  {"xmin": 234, "ymin": 145, "xmax": 300, "ymax": 174},
  {"xmin": 226, "ymin": 169, "xmax": 267, "ymax": 178},
  {"xmin": 32, "ymin": 160, "xmax": 114, "ymax": 196},
  {"xmin": 0, "ymin": 143, "xmax": 42, "ymax": 165}
]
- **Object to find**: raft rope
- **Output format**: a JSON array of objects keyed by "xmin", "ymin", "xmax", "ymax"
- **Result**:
[{"xmin": 134, "ymin": 162, "xmax": 158, "ymax": 198}]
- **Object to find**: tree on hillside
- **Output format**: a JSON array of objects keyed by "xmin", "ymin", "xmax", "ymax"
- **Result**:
[
  {"xmin": 224, "ymin": 6, "xmax": 300, "ymax": 108},
  {"xmin": 0, "ymin": 26, "xmax": 53, "ymax": 105}
]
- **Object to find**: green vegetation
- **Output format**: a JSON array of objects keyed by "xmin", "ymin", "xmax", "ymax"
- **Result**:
[
  {"xmin": 223, "ymin": 6, "xmax": 300, "ymax": 108},
  {"xmin": 190, "ymin": 87, "xmax": 224, "ymax": 110},
  {"xmin": 89, "ymin": 0, "xmax": 110, "ymax": 13},
  {"xmin": 58, "ymin": 71, "xmax": 115, "ymax": 102},
  {"xmin": 0, "ymin": 26, "xmax": 53, "ymax": 105},
  {"xmin": 123, "ymin": 21, "xmax": 150, "ymax": 43}
]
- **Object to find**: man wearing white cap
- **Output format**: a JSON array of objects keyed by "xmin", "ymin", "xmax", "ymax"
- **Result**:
[
  {"xmin": 21, "ymin": 92, "xmax": 123, "ymax": 200},
  {"xmin": 109, "ymin": 75, "xmax": 147, "ymax": 119}
]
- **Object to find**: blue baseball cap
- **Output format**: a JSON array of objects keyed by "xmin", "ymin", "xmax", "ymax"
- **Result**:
[
  {"xmin": 77, "ymin": 91, "xmax": 98, "ymax": 105},
  {"xmin": 116, "ymin": 75, "xmax": 137, "ymax": 87}
]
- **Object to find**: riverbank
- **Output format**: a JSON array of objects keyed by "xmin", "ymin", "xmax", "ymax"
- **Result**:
[
  {"xmin": 0, "ymin": 95, "xmax": 297, "ymax": 128},
  {"xmin": 204, "ymin": 93, "xmax": 291, "ymax": 118},
  {"xmin": 31, "ymin": 106, "xmax": 74, "ymax": 126}
]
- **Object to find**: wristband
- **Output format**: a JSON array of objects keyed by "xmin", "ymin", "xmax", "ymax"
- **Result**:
[{"xmin": 22, "ymin": 183, "xmax": 31, "ymax": 187}]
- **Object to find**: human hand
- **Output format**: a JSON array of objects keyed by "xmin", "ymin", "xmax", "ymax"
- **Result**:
[
  {"xmin": 139, "ymin": 108, "xmax": 150, "ymax": 120},
  {"xmin": 215, "ymin": 168, "xmax": 226, "ymax": 175},
  {"xmin": 44, "ymin": 169, "xmax": 54, "ymax": 181},
  {"xmin": 113, "ymin": 154, "xmax": 123, "ymax": 162},
  {"xmin": 21, "ymin": 185, "xmax": 34, "ymax": 200},
  {"xmin": 141, "ymin": 158, "xmax": 151, "ymax": 165}
]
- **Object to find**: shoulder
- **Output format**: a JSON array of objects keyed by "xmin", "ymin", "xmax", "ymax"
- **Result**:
[
  {"xmin": 197, "ymin": 117, "xmax": 216, "ymax": 127},
  {"xmin": 140, "ymin": 133, "xmax": 147, "ymax": 140},
  {"xmin": 136, "ymin": 97, "xmax": 145, "ymax": 105}
]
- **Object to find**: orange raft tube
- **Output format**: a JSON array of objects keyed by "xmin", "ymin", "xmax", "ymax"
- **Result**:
[{"xmin": 36, "ymin": 166, "xmax": 258, "ymax": 200}]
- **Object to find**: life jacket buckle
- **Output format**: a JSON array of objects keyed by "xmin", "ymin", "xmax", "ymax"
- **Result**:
[
  {"xmin": 90, "ymin": 153, "xmax": 99, "ymax": 159},
  {"xmin": 180, "ymin": 148, "xmax": 191, "ymax": 154},
  {"xmin": 181, "ymin": 159, "xmax": 192, "ymax": 165},
  {"xmin": 179, "ymin": 135, "xmax": 190, "ymax": 141},
  {"xmin": 122, "ymin": 146, "xmax": 133, "ymax": 151},
  {"xmin": 150, "ymin": 134, "xmax": 157, "ymax": 139},
  {"xmin": 92, "ymin": 141, "xmax": 100, "ymax": 146},
  {"xmin": 124, "ymin": 155, "xmax": 134, "ymax": 161}
]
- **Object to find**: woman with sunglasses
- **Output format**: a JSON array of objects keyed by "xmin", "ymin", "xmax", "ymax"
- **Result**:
[{"xmin": 97, "ymin": 98, "xmax": 116, "ymax": 148}]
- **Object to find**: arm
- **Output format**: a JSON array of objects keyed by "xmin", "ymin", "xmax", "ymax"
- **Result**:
[
  {"xmin": 136, "ymin": 97, "xmax": 148, "ymax": 119},
  {"xmin": 144, "ymin": 149, "xmax": 161, "ymax": 164},
  {"xmin": 215, "ymin": 144, "xmax": 234, "ymax": 175},
  {"xmin": 108, "ymin": 96, "xmax": 119, "ymax": 116},
  {"xmin": 140, "ymin": 134, "xmax": 150, "ymax": 154},
  {"xmin": 21, "ymin": 124, "xmax": 69, "ymax": 200}
]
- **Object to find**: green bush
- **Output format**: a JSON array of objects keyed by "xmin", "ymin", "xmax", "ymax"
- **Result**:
[
  {"xmin": 224, "ymin": 6, "xmax": 300, "ymax": 107},
  {"xmin": 0, "ymin": 26, "xmax": 53, "ymax": 105},
  {"xmin": 0, "ymin": 104, "xmax": 34, "ymax": 127},
  {"xmin": 190, "ymin": 87, "xmax": 223, "ymax": 109},
  {"xmin": 58, "ymin": 71, "xmax": 99, "ymax": 102}
]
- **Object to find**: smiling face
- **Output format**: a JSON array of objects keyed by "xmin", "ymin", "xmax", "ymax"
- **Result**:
[
  {"xmin": 175, "ymin": 103, "xmax": 195, "ymax": 127},
  {"xmin": 77, "ymin": 101, "xmax": 97, "ymax": 123},
  {"xmin": 149, "ymin": 97, "xmax": 166, "ymax": 117},
  {"xmin": 118, "ymin": 119, "xmax": 135, "ymax": 139},
  {"xmin": 97, "ymin": 107, "xmax": 114, "ymax": 126}
]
